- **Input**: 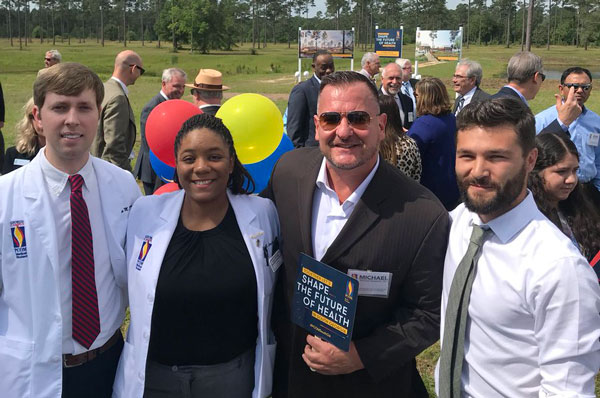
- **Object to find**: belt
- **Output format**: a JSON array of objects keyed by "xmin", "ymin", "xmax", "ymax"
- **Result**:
[{"xmin": 63, "ymin": 329, "xmax": 122, "ymax": 368}]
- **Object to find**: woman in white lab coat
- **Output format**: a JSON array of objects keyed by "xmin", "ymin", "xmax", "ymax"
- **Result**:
[{"xmin": 113, "ymin": 114, "xmax": 281, "ymax": 398}]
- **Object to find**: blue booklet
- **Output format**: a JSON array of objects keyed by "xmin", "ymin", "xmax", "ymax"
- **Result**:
[{"xmin": 292, "ymin": 253, "xmax": 359, "ymax": 351}]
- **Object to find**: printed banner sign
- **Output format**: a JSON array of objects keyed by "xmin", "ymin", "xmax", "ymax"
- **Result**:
[
  {"xmin": 415, "ymin": 29, "xmax": 462, "ymax": 62},
  {"xmin": 292, "ymin": 253, "xmax": 359, "ymax": 351},
  {"xmin": 375, "ymin": 29, "xmax": 403, "ymax": 58},
  {"xmin": 299, "ymin": 30, "xmax": 354, "ymax": 59}
]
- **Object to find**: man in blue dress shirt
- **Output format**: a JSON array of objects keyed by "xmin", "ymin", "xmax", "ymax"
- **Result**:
[{"xmin": 535, "ymin": 67, "xmax": 600, "ymax": 203}]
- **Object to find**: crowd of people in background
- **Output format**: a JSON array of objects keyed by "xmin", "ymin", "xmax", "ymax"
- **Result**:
[{"xmin": 0, "ymin": 47, "xmax": 598, "ymax": 398}]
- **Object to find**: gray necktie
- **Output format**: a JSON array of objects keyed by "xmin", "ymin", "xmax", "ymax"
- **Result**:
[
  {"xmin": 439, "ymin": 224, "xmax": 491, "ymax": 398},
  {"xmin": 455, "ymin": 96, "xmax": 465, "ymax": 115}
]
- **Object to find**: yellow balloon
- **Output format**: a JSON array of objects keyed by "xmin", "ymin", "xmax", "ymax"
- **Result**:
[{"xmin": 216, "ymin": 94, "xmax": 284, "ymax": 164}]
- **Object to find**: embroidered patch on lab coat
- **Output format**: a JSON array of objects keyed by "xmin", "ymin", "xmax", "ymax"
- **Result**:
[
  {"xmin": 10, "ymin": 220, "xmax": 28, "ymax": 259},
  {"xmin": 136, "ymin": 236, "xmax": 152, "ymax": 270}
]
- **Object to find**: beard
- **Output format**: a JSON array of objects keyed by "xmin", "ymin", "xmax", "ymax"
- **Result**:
[{"xmin": 458, "ymin": 164, "xmax": 527, "ymax": 217}]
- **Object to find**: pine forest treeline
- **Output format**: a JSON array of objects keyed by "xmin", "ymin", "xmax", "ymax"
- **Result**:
[{"xmin": 0, "ymin": 0, "xmax": 598, "ymax": 52}]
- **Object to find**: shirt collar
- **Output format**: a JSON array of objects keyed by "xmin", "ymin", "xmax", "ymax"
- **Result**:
[
  {"xmin": 315, "ymin": 156, "xmax": 380, "ymax": 208},
  {"xmin": 40, "ymin": 148, "xmax": 94, "ymax": 196},
  {"xmin": 313, "ymin": 74, "xmax": 321, "ymax": 84},
  {"xmin": 504, "ymin": 85, "xmax": 527, "ymax": 105},
  {"xmin": 111, "ymin": 77, "xmax": 129, "ymax": 96},
  {"xmin": 468, "ymin": 191, "xmax": 537, "ymax": 244},
  {"xmin": 159, "ymin": 90, "xmax": 169, "ymax": 101},
  {"xmin": 462, "ymin": 86, "xmax": 477, "ymax": 101}
]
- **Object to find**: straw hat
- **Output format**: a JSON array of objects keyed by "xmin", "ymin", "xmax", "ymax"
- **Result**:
[{"xmin": 185, "ymin": 69, "xmax": 230, "ymax": 91}]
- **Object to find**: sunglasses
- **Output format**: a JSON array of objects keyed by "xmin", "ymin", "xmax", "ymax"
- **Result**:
[
  {"xmin": 44, "ymin": 57, "xmax": 53, "ymax": 62},
  {"xmin": 318, "ymin": 111, "xmax": 376, "ymax": 130},
  {"xmin": 130, "ymin": 64, "xmax": 146, "ymax": 75},
  {"xmin": 538, "ymin": 72, "xmax": 546, "ymax": 82},
  {"xmin": 563, "ymin": 83, "xmax": 592, "ymax": 91}
]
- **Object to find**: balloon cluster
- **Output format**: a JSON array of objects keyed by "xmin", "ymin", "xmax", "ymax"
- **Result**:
[{"xmin": 145, "ymin": 95, "xmax": 292, "ymax": 195}]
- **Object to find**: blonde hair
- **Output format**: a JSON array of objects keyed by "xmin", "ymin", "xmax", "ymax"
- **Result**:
[{"xmin": 15, "ymin": 98, "xmax": 42, "ymax": 156}]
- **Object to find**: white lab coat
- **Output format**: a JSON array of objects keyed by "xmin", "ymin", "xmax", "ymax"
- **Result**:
[
  {"xmin": 0, "ymin": 152, "xmax": 141, "ymax": 398},
  {"xmin": 113, "ymin": 189, "xmax": 280, "ymax": 398}
]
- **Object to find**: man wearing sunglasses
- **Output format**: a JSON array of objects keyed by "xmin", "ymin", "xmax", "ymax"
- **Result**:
[
  {"xmin": 92, "ymin": 50, "xmax": 143, "ymax": 172},
  {"xmin": 44, "ymin": 49, "xmax": 62, "ymax": 68},
  {"xmin": 535, "ymin": 67, "xmax": 600, "ymax": 202},
  {"xmin": 263, "ymin": 71, "xmax": 449, "ymax": 398}
]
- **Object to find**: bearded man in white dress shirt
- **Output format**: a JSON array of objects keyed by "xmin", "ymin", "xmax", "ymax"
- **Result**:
[{"xmin": 436, "ymin": 97, "xmax": 600, "ymax": 398}]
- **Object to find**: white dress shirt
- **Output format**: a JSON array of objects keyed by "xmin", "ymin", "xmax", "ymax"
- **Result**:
[
  {"xmin": 402, "ymin": 81, "xmax": 416, "ymax": 111},
  {"xmin": 311, "ymin": 157, "xmax": 379, "ymax": 261},
  {"xmin": 437, "ymin": 192, "xmax": 600, "ymax": 397},
  {"xmin": 159, "ymin": 90, "xmax": 169, "ymax": 101},
  {"xmin": 380, "ymin": 86, "xmax": 405, "ymax": 126},
  {"xmin": 40, "ymin": 150, "xmax": 126, "ymax": 355},
  {"xmin": 456, "ymin": 86, "xmax": 477, "ymax": 115}
]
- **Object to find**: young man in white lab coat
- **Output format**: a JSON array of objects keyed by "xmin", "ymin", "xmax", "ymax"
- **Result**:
[{"xmin": 0, "ymin": 62, "xmax": 141, "ymax": 398}]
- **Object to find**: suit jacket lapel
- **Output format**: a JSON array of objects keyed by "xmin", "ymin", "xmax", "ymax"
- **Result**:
[
  {"xmin": 321, "ymin": 160, "xmax": 388, "ymax": 266},
  {"xmin": 297, "ymin": 151, "xmax": 323, "ymax": 257}
]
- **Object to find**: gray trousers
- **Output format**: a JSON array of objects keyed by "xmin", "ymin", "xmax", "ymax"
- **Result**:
[{"xmin": 144, "ymin": 349, "xmax": 255, "ymax": 398}]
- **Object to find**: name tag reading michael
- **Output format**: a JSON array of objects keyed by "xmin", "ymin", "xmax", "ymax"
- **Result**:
[{"xmin": 347, "ymin": 269, "xmax": 392, "ymax": 298}]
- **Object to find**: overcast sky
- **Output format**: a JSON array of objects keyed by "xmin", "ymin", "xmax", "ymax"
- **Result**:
[{"xmin": 308, "ymin": 0, "xmax": 463, "ymax": 17}]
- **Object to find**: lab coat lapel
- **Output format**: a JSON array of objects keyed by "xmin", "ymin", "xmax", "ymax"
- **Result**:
[{"xmin": 22, "ymin": 155, "xmax": 60, "ymax": 273}]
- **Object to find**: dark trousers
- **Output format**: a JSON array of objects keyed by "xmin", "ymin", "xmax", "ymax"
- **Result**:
[
  {"xmin": 62, "ymin": 336, "xmax": 123, "ymax": 398},
  {"xmin": 144, "ymin": 349, "xmax": 255, "ymax": 398}
]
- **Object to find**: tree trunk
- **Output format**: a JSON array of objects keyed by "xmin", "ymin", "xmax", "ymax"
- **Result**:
[
  {"xmin": 546, "ymin": 0, "xmax": 550, "ymax": 49},
  {"xmin": 156, "ymin": 0, "xmax": 161, "ymax": 48},
  {"xmin": 521, "ymin": 0, "xmax": 525, "ymax": 50},
  {"xmin": 505, "ymin": 1, "xmax": 510, "ymax": 47},
  {"xmin": 8, "ymin": 1, "xmax": 13, "ymax": 47},
  {"xmin": 467, "ymin": 0, "xmax": 471, "ymax": 48},
  {"xmin": 525, "ymin": 0, "xmax": 533, "ymax": 51},
  {"xmin": 51, "ymin": 4, "xmax": 55, "ymax": 44},
  {"xmin": 17, "ymin": 0, "xmax": 22, "ymax": 50},
  {"xmin": 252, "ymin": 0, "xmax": 255, "ymax": 49},
  {"xmin": 140, "ymin": 4, "xmax": 144, "ymax": 46},
  {"xmin": 123, "ymin": 0, "xmax": 127, "ymax": 47},
  {"xmin": 100, "ymin": 5, "xmax": 104, "ymax": 46}
]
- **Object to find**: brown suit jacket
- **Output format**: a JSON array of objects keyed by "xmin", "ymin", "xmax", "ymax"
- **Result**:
[
  {"xmin": 92, "ymin": 78, "xmax": 136, "ymax": 171},
  {"xmin": 263, "ymin": 148, "xmax": 450, "ymax": 398}
]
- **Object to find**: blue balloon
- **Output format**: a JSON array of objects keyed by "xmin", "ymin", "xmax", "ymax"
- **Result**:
[
  {"xmin": 150, "ymin": 150, "xmax": 175, "ymax": 183},
  {"xmin": 244, "ymin": 134, "xmax": 294, "ymax": 193}
]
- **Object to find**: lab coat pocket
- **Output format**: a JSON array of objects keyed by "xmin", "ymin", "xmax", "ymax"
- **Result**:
[
  {"xmin": 112, "ymin": 340, "xmax": 137, "ymax": 398},
  {"xmin": 0, "ymin": 335, "xmax": 34, "ymax": 398}
]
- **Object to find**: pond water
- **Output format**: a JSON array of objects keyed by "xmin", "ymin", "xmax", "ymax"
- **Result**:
[{"xmin": 543, "ymin": 69, "xmax": 600, "ymax": 80}]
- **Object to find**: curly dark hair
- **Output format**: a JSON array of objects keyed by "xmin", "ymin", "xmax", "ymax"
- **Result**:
[
  {"xmin": 528, "ymin": 131, "xmax": 600, "ymax": 261},
  {"xmin": 173, "ymin": 113, "xmax": 255, "ymax": 194}
]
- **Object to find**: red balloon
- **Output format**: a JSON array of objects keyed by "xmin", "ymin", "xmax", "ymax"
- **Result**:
[
  {"xmin": 146, "ymin": 100, "xmax": 202, "ymax": 167},
  {"xmin": 153, "ymin": 182, "xmax": 181, "ymax": 196}
]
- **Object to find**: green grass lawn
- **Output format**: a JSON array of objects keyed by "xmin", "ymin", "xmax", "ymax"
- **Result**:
[{"xmin": 2, "ymin": 39, "xmax": 599, "ymax": 396}]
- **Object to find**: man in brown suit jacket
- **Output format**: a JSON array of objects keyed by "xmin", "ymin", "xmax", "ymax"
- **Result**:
[
  {"xmin": 263, "ymin": 71, "xmax": 450, "ymax": 398},
  {"xmin": 92, "ymin": 50, "xmax": 143, "ymax": 171}
]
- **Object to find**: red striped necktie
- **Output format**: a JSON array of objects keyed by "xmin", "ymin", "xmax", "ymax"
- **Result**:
[{"xmin": 69, "ymin": 174, "xmax": 100, "ymax": 349}]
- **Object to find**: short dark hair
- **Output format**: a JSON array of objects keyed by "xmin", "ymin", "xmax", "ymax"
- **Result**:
[
  {"xmin": 319, "ymin": 71, "xmax": 379, "ymax": 110},
  {"xmin": 33, "ymin": 62, "xmax": 104, "ymax": 109},
  {"xmin": 173, "ymin": 113, "xmax": 255, "ymax": 194},
  {"xmin": 313, "ymin": 50, "xmax": 331, "ymax": 63},
  {"xmin": 457, "ymin": 97, "xmax": 536, "ymax": 155},
  {"xmin": 560, "ymin": 66, "xmax": 593, "ymax": 84}
]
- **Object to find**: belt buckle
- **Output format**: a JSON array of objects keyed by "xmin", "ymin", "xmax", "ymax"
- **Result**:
[{"xmin": 63, "ymin": 354, "xmax": 81, "ymax": 368}]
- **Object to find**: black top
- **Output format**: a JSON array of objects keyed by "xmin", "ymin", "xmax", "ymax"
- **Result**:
[
  {"xmin": 147, "ymin": 204, "xmax": 258, "ymax": 366},
  {"xmin": 2, "ymin": 146, "xmax": 38, "ymax": 175}
]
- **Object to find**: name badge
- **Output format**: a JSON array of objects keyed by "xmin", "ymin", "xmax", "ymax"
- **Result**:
[
  {"xmin": 408, "ymin": 112, "xmax": 414, "ymax": 122},
  {"xmin": 264, "ymin": 237, "xmax": 282, "ymax": 272},
  {"xmin": 347, "ymin": 269, "xmax": 392, "ymax": 298},
  {"xmin": 13, "ymin": 159, "xmax": 30, "ymax": 166},
  {"xmin": 588, "ymin": 133, "xmax": 599, "ymax": 147}
]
